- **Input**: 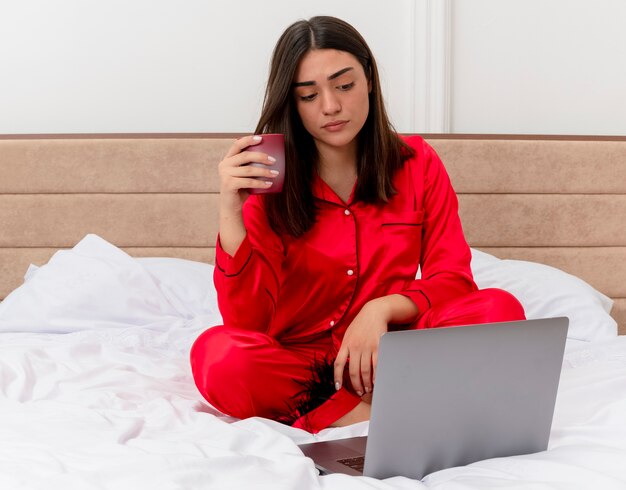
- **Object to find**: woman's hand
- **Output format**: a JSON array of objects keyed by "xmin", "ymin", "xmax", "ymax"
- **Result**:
[
  {"xmin": 333, "ymin": 295, "xmax": 419, "ymax": 397},
  {"xmin": 333, "ymin": 298, "xmax": 390, "ymax": 397},
  {"xmin": 218, "ymin": 135, "xmax": 279, "ymax": 213},
  {"xmin": 218, "ymin": 135, "xmax": 279, "ymax": 256}
]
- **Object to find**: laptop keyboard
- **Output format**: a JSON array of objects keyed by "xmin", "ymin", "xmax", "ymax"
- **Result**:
[{"xmin": 337, "ymin": 456, "xmax": 365, "ymax": 473}]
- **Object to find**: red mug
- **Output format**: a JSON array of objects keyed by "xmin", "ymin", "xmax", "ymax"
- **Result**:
[{"xmin": 244, "ymin": 133, "xmax": 285, "ymax": 194}]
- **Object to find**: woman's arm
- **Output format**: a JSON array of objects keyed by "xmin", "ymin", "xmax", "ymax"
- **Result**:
[
  {"xmin": 217, "ymin": 135, "xmax": 278, "ymax": 255},
  {"xmin": 214, "ymin": 135, "xmax": 284, "ymax": 332},
  {"xmin": 398, "ymin": 137, "xmax": 476, "ymax": 312}
]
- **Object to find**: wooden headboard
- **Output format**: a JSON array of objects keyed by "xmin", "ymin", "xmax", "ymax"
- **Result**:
[{"xmin": 1, "ymin": 134, "xmax": 624, "ymax": 334}]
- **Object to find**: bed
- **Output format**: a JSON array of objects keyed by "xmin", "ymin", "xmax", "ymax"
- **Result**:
[{"xmin": 0, "ymin": 133, "xmax": 625, "ymax": 489}]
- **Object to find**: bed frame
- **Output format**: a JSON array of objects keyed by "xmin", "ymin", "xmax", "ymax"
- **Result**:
[{"xmin": 1, "ymin": 134, "xmax": 624, "ymax": 334}]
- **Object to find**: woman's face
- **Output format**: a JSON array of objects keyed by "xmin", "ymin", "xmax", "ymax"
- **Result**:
[{"xmin": 292, "ymin": 49, "xmax": 371, "ymax": 155}]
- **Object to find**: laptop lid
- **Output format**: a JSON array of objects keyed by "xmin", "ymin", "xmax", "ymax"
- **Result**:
[
  {"xmin": 299, "ymin": 317, "xmax": 569, "ymax": 480},
  {"xmin": 363, "ymin": 317, "xmax": 569, "ymax": 479}
]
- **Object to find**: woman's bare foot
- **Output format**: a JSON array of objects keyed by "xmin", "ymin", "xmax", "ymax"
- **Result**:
[
  {"xmin": 330, "ymin": 393, "xmax": 373, "ymax": 427},
  {"xmin": 330, "ymin": 401, "xmax": 371, "ymax": 427}
]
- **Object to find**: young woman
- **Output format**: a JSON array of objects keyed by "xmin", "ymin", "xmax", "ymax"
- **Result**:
[{"xmin": 190, "ymin": 16, "xmax": 525, "ymax": 433}]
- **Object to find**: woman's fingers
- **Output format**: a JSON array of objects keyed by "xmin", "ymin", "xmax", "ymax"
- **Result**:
[
  {"xmin": 350, "ymin": 352, "xmax": 374, "ymax": 396},
  {"xmin": 224, "ymin": 134, "xmax": 262, "ymax": 159},
  {"xmin": 227, "ymin": 149, "xmax": 275, "ymax": 168},
  {"xmin": 372, "ymin": 350, "xmax": 378, "ymax": 385},
  {"xmin": 228, "ymin": 153, "xmax": 278, "ymax": 177},
  {"xmin": 334, "ymin": 348, "xmax": 349, "ymax": 391},
  {"xmin": 219, "ymin": 137, "xmax": 279, "ymax": 196},
  {"xmin": 335, "ymin": 348, "xmax": 375, "ymax": 397},
  {"xmin": 222, "ymin": 156, "xmax": 278, "ymax": 192},
  {"xmin": 360, "ymin": 352, "xmax": 373, "ymax": 394},
  {"xmin": 349, "ymin": 355, "xmax": 364, "ymax": 396},
  {"xmin": 221, "ymin": 176, "xmax": 274, "ymax": 193}
]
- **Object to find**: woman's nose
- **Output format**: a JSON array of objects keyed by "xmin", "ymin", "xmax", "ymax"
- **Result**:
[{"xmin": 321, "ymin": 91, "xmax": 341, "ymax": 115}]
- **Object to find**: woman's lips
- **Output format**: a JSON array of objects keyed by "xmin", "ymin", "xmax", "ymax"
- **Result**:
[{"xmin": 322, "ymin": 120, "xmax": 348, "ymax": 132}]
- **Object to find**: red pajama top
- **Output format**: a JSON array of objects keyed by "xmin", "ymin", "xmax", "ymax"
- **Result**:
[{"xmin": 214, "ymin": 135, "xmax": 477, "ymax": 350}]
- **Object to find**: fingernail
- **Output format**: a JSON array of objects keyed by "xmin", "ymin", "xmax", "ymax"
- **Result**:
[
  {"xmin": 335, "ymin": 381, "xmax": 341, "ymax": 391},
  {"xmin": 253, "ymin": 135, "xmax": 262, "ymax": 141},
  {"xmin": 268, "ymin": 156, "xmax": 276, "ymax": 163},
  {"xmin": 357, "ymin": 391, "xmax": 363, "ymax": 397},
  {"xmin": 365, "ymin": 387, "xmax": 370, "ymax": 394},
  {"xmin": 269, "ymin": 170, "xmax": 279, "ymax": 175},
  {"xmin": 264, "ymin": 181, "xmax": 273, "ymax": 186}
]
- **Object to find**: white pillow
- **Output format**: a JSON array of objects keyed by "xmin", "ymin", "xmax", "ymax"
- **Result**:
[
  {"xmin": 140, "ymin": 249, "xmax": 617, "ymax": 342},
  {"xmin": 470, "ymin": 249, "xmax": 617, "ymax": 342},
  {"xmin": 0, "ymin": 234, "xmax": 615, "ymax": 342},
  {"xmin": 135, "ymin": 256, "xmax": 218, "ymax": 318},
  {"xmin": 0, "ymin": 235, "xmax": 190, "ymax": 333}
]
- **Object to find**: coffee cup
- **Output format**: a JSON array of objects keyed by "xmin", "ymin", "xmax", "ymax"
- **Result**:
[{"xmin": 244, "ymin": 133, "xmax": 285, "ymax": 194}]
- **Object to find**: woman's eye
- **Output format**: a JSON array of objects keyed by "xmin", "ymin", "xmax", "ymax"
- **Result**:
[
  {"xmin": 300, "ymin": 93, "xmax": 317, "ymax": 102},
  {"xmin": 338, "ymin": 82, "xmax": 355, "ymax": 91}
]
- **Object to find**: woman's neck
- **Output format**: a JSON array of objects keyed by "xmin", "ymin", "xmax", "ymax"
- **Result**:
[{"xmin": 316, "ymin": 142, "xmax": 358, "ymax": 203}]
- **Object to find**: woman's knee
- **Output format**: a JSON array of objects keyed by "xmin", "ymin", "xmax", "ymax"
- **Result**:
[
  {"xmin": 190, "ymin": 326, "xmax": 229, "ymax": 395},
  {"xmin": 417, "ymin": 288, "xmax": 526, "ymax": 329},
  {"xmin": 476, "ymin": 288, "xmax": 526, "ymax": 323},
  {"xmin": 190, "ymin": 326, "xmax": 270, "ymax": 416}
]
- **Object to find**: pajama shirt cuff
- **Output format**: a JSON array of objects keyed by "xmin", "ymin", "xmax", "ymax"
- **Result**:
[
  {"xmin": 215, "ymin": 234, "xmax": 253, "ymax": 277},
  {"xmin": 291, "ymin": 388, "xmax": 362, "ymax": 434},
  {"xmin": 400, "ymin": 289, "xmax": 432, "ymax": 319}
]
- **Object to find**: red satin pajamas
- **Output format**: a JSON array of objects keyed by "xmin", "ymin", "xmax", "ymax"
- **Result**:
[{"xmin": 190, "ymin": 135, "xmax": 526, "ymax": 433}]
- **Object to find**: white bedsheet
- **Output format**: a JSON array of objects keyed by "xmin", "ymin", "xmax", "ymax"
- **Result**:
[
  {"xmin": 1, "ymin": 325, "xmax": 626, "ymax": 489},
  {"xmin": 1, "ymin": 237, "xmax": 625, "ymax": 489}
]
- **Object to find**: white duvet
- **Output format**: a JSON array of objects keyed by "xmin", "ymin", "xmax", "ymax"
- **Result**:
[{"xmin": 1, "ymin": 235, "xmax": 625, "ymax": 489}]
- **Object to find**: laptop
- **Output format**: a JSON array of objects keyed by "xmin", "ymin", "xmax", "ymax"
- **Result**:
[{"xmin": 299, "ymin": 317, "xmax": 569, "ymax": 480}]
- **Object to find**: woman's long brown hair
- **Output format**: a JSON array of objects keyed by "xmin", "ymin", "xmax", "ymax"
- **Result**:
[{"xmin": 255, "ymin": 16, "xmax": 415, "ymax": 237}]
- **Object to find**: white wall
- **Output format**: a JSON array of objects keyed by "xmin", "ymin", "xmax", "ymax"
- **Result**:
[
  {"xmin": 0, "ymin": 0, "xmax": 416, "ymax": 134},
  {"xmin": 1, "ymin": 0, "xmax": 625, "ymax": 135},
  {"xmin": 451, "ymin": 0, "xmax": 626, "ymax": 135}
]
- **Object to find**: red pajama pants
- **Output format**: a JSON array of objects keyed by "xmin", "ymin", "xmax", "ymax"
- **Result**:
[{"xmin": 190, "ymin": 288, "xmax": 525, "ymax": 433}]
